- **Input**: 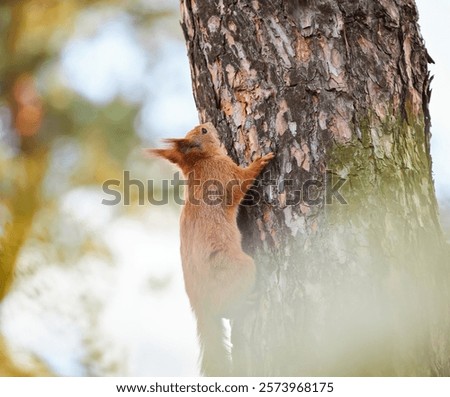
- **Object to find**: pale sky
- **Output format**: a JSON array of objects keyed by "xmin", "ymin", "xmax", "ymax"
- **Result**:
[{"xmin": 416, "ymin": 0, "xmax": 450, "ymax": 200}]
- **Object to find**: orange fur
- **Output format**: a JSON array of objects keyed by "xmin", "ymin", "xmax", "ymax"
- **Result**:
[{"xmin": 147, "ymin": 122, "xmax": 274, "ymax": 375}]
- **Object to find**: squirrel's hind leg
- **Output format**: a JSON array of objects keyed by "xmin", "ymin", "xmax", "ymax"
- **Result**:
[{"xmin": 206, "ymin": 250, "xmax": 256, "ymax": 318}]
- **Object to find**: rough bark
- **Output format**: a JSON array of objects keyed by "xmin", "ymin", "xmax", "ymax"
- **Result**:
[{"xmin": 180, "ymin": 0, "xmax": 449, "ymax": 376}]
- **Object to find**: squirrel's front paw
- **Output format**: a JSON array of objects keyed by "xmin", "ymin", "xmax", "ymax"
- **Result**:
[{"xmin": 260, "ymin": 152, "xmax": 275, "ymax": 165}]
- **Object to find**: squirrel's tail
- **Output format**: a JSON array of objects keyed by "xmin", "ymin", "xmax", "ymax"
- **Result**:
[{"xmin": 197, "ymin": 314, "xmax": 231, "ymax": 376}]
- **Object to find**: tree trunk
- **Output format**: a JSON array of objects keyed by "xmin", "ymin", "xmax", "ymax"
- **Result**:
[{"xmin": 180, "ymin": 0, "xmax": 450, "ymax": 376}]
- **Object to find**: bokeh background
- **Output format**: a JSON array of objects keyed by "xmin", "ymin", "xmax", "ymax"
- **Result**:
[{"xmin": 0, "ymin": 0, "xmax": 448, "ymax": 376}]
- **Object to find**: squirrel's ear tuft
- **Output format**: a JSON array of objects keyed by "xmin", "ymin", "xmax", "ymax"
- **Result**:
[
  {"xmin": 143, "ymin": 148, "xmax": 168, "ymax": 159},
  {"xmin": 164, "ymin": 138, "xmax": 201, "ymax": 154},
  {"xmin": 143, "ymin": 148, "xmax": 156, "ymax": 157},
  {"xmin": 162, "ymin": 138, "xmax": 184, "ymax": 145}
]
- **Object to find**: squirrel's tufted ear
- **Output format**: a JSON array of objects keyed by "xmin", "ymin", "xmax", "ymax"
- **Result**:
[
  {"xmin": 164, "ymin": 138, "xmax": 201, "ymax": 154},
  {"xmin": 143, "ymin": 147, "xmax": 182, "ymax": 166},
  {"xmin": 144, "ymin": 148, "xmax": 169, "ymax": 159},
  {"xmin": 143, "ymin": 148, "xmax": 156, "ymax": 157}
]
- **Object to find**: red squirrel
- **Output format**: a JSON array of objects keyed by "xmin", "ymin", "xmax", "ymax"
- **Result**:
[{"xmin": 147, "ymin": 122, "xmax": 274, "ymax": 376}]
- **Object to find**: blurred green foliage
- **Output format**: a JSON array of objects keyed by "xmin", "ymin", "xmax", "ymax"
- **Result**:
[{"xmin": 0, "ymin": 0, "xmax": 178, "ymax": 375}]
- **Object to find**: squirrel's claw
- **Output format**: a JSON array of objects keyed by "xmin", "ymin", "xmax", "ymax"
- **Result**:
[{"xmin": 259, "ymin": 152, "xmax": 275, "ymax": 165}]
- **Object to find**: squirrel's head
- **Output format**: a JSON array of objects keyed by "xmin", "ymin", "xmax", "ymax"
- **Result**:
[
  {"xmin": 161, "ymin": 122, "xmax": 222, "ymax": 158},
  {"xmin": 146, "ymin": 122, "xmax": 223, "ymax": 172},
  {"xmin": 181, "ymin": 122, "xmax": 222, "ymax": 154}
]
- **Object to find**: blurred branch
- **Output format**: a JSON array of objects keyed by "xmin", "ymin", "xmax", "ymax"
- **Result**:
[
  {"xmin": 0, "ymin": 148, "xmax": 52, "ymax": 377},
  {"xmin": 0, "ymin": 148, "xmax": 49, "ymax": 301},
  {"xmin": 0, "ymin": 0, "xmax": 178, "ymax": 377},
  {"xmin": 0, "ymin": 335, "xmax": 53, "ymax": 376}
]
